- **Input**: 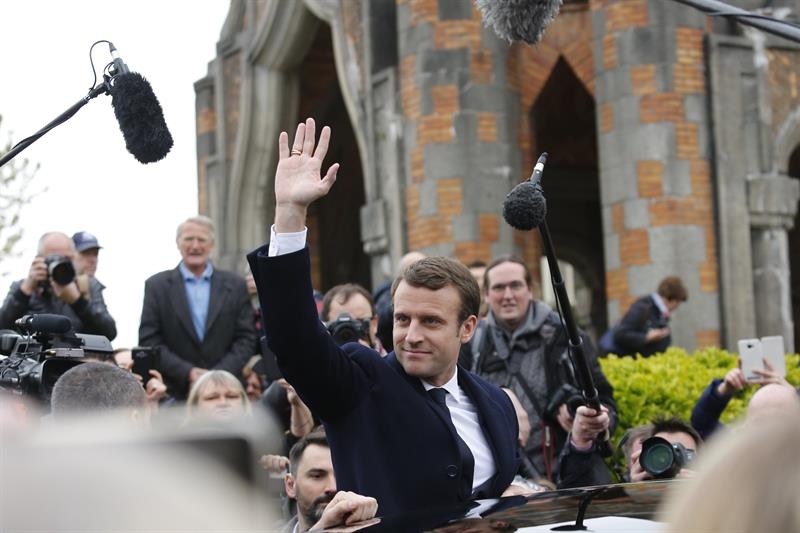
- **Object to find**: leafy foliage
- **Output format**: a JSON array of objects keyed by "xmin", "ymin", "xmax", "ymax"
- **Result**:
[
  {"xmin": 0, "ymin": 114, "xmax": 41, "ymax": 273},
  {"xmin": 599, "ymin": 346, "xmax": 800, "ymax": 445}
]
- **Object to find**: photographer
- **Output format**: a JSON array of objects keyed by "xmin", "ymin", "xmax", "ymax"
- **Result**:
[
  {"xmin": 0, "ymin": 232, "xmax": 117, "ymax": 340},
  {"xmin": 628, "ymin": 417, "xmax": 701, "ymax": 482},
  {"xmin": 321, "ymin": 283, "xmax": 386, "ymax": 355}
]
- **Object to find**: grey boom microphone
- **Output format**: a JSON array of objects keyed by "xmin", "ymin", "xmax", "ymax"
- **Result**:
[{"xmin": 474, "ymin": 0, "xmax": 563, "ymax": 44}]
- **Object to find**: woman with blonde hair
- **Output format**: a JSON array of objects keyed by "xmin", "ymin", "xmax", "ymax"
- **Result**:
[
  {"xmin": 185, "ymin": 370, "xmax": 251, "ymax": 422},
  {"xmin": 660, "ymin": 416, "xmax": 800, "ymax": 532}
]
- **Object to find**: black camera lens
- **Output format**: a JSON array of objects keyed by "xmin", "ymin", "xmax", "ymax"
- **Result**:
[
  {"xmin": 326, "ymin": 313, "xmax": 370, "ymax": 347},
  {"xmin": 640, "ymin": 436, "xmax": 694, "ymax": 479},
  {"xmin": 45, "ymin": 255, "xmax": 76, "ymax": 286}
]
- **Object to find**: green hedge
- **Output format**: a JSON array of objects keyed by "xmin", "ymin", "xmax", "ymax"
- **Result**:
[{"xmin": 598, "ymin": 347, "xmax": 800, "ymax": 444}]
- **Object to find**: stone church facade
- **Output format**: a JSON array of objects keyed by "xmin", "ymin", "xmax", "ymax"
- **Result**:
[{"xmin": 195, "ymin": 0, "xmax": 800, "ymax": 353}]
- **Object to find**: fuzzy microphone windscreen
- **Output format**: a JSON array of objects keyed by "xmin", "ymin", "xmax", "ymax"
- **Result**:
[
  {"xmin": 502, "ymin": 181, "xmax": 547, "ymax": 231},
  {"xmin": 474, "ymin": 0, "xmax": 563, "ymax": 44},
  {"xmin": 110, "ymin": 72, "xmax": 173, "ymax": 164}
]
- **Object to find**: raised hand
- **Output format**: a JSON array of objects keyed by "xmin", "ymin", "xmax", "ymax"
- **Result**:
[
  {"xmin": 717, "ymin": 359, "xmax": 748, "ymax": 396},
  {"xmin": 274, "ymin": 118, "xmax": 339, "ymax": 232}
]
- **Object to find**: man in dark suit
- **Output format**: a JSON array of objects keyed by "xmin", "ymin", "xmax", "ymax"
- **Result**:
[
  {"xmin": 248, "ymin": 118, "xmax": 523, "ymax": 517},
  {"xmin": 139, "ymin": 216, "xmax": 256, "ymax": 398},
  {"xmin": 613, "ymin": 276, "xmax": 688, "ymax": 357}
]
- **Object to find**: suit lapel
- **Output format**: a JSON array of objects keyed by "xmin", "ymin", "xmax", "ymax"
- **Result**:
[
  {"xmin": 457, "ymin": 368, "xmax": 514, "ymax": 482},
  {"xmin": 169, "ymin": 267, "xmax": 200, "ymax": 345},
  {"xmin": 204, "ymin": 271, "xmax": 228, "ymax": 338}
]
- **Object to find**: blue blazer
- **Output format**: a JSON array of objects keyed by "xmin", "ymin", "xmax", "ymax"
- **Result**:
[{"xmin": 248, "ymin": 246, "xmax": 519, "ymax": 516}]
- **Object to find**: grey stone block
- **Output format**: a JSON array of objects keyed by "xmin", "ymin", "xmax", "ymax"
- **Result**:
[
  {"xmin": 419, "ymin": 48, "xmax": 470, "ymax": 75},
  {"xmin": 453, "ymin": 112, "xmax": 479, "ymax": 144},
  {"xmin": 649, "ymin": 0, "xmax": 706, "ymax": 30},
  {"xmin": 684, "ymin": 94, "xmax": 706, "ymax": 124},
  {"xmin": 438, "ymin": 0, "xmax": 472, "ymax": 20},
  {"xmin": 599, "ymin": 161, "xmax": 637, "ymax": 203},
  {"xmin": 648, "ymin": 225, "xmax": 707, "ymax": 269},
  {"xmin": 626, "ymin": 123, "xmax": 674, "ymax": 161},
  {"xmin": 396, "ymin": 2, "xmax": 411, "ymax": 31},
  {"xmin": 624, "ymin": 199, "xmax": 651, "ymax": 229},
  {"xmin": 473, "ymin": 166, "xmax": 513, "ymax": 210},
  {"xmin": 606, "ymin": 299, "xmax": 621, "ymax": 324},
  {"xmin": 424, "ymin": 242, "xmax": 454, "ymax": 258},
  {"xmin": 617, "ymin": 28, "xmax": 664, "ymax": 66},
  {"xmin": 604, "ymin": 232, "xmax": 621, "ymax": 270},
  {"xmin": 595, "ymin": 69, "xmax": 633, "ymax": 104},
  {"xmin": 461, "ymin": 85, "xmax": 513, "ymax": 113},
  {"xmin": 400, "ymin": 22, "xmax": 434, "ymax": 56},
  {"xmin": 615, "ymin": 94, "xmax": 642, "ymax": 132},
  {"xmin": 663, "ymin": 159, "xmax": 692, "ymax": 197},
  {"xmin": 419, "ymin": 180, "xmax": 439, "ymax": 216},
  {"xmin": 424, "ymin": 141, "xmax": 467, "ymax": 180},
  {"xmin": 654, "ymin": 63, "xmax": 670, "ymax": 93},
  {"xmin": 453, "ymin": 213, "xmax": 478, "ymax": 241},
  {"xmin": 592, "ymin": 10, "xmax": 606, "ymax": 46}
]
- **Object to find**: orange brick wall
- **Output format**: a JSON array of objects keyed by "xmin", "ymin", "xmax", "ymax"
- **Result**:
[
  {"xmin": 595, "ymin": 1, "xmax": 720, "ymax": 346},
  {"xmin": 505, "ymin": 6, "xmax": 596, "ymax": 269},
  {"xmin": 397, "ymin": 0, "xmax": 502, "ymax": 264}
]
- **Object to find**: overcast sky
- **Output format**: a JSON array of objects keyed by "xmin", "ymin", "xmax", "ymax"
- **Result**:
[{"xmin": 0, "ymin": 1, "xmax": 231, "ymax": 348}]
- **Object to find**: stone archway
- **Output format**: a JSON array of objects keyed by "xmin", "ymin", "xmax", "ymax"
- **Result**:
[
  {"xmin": 529, "ymin": 57, "xmax": 606, "ymax": 335},
  {"xmin": 298, "ymin": 24, "xmax": 370, "ymax": 290},
  {"xmin": 787, "ymin": 145, "xmax": 800, "ymax": 348}
]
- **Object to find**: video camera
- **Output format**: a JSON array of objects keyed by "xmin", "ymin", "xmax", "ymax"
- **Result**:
[
  {"xmin": 0, "ymin": 313, "xmax": 113, "ymax": 402},
  {"xmin": 640, "ymin": 436, "xmax": 695, "ymax": 479},
  {"xmin": 325, "ymin": 313, "xmax": 371, "ymax": 347}
]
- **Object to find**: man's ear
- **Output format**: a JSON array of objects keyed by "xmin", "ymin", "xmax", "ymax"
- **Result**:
[
  {"xmin": 459, "ymin": 315, "xmax": 478, "ymax": 344},
  {"xmin": 285, "ymin": 473, "xmax": 296, "ymax": 499}
]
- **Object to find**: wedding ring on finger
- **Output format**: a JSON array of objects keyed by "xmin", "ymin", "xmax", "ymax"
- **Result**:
[{"xmin": 291, "ymin": 148, "xmax": 302, "ymax": 156}]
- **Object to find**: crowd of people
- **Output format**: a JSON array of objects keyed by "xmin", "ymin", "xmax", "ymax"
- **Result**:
[{"xmin": 1, "ymin": 117, "xmax": 799, "ymax": 531}]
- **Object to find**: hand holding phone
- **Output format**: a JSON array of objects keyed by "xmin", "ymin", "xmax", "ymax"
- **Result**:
[
  {"xmin": 131, "ymin": 346, "xmax": 161, "ymax": 388},
  {"xmin": 738, "ymin": 337, "xmax": 787, "ymax": 383}
]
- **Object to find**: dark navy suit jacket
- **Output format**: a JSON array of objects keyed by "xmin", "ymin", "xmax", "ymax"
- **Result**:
[{"xmin": 248, "ymin": 246, "xmax": 519, "ymax": 517}]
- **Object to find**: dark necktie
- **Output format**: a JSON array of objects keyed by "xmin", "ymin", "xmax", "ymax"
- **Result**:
[{"xmin": 428, "ymin": 387, "xmax": 475, "ymax": 499}]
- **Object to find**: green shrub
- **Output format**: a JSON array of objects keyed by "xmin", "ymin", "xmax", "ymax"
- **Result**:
[{"xmin": 599, "ymin": 347, "xmax": 800, "ymax": 445}]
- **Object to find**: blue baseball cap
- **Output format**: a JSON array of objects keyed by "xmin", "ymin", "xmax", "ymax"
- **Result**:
[{"xmin": 72, "ymin": 231, "xmax": 102, "ymax": 252}]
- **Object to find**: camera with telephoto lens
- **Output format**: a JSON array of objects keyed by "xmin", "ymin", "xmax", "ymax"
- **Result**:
[
  {"xmin": 0, "ymin": 314, "xmax": 113, "ymax": 403},
  {"xmin": 544, "ymin": 382, "xmax": 585, "ymax": 420},
  {"xmin": 44, "ymin": 254, "xmax": 76, "ymax": 286},
  {"xmin": 640, "ymin": 436, "xmax": 695, "ymax": 479},
  {"xmin": 325, "ymin": 313, "xmax": 371, "ymax": 347}
]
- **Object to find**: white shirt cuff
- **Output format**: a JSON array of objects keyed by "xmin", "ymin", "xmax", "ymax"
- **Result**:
[{"xmin": 268, "ymin": 225, "xmax": 307, "ymax": 257}]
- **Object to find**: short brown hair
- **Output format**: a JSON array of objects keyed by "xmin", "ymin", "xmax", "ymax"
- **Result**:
[
  {"xmin": 483, "ymin": 255, "xmax": 533, "ymax": 293},
  {"xmin": 651, "ymin": 416, "xmax": 702, "ymax": 448},
  {"xmin": 321, "ymin": 283, "xmax": 375, "ymax": 322},
  {"xmin": 288, "ymin": 429, "xmax": 328, "ymax": 475},
  {"xmin": 390, "ymin": 256, "xmax": 480, "ymax": 323},
  {"xmin": 657, "ymin": 276, "xmax": 688, "ymax": 302}
]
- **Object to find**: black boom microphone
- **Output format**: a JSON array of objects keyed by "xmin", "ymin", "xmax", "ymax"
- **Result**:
[
  {"xmin": 0, "ymin": 40, "xmax": 173, "ymax": 168},
  {"xmin": 502, "ymin": 153, "xmax": 548, "ymax": 231},
  {"xmin": 15, "ymin": 314, "xmax": 73, "ymax": 335},
  {"xmin": 502, "ymin": 154, "xmax": 605, "ymax": 421},
  {"xmin": 108, "ymin": 43, "xmax": 173, "ymax": 164},
  {"xmin": 475, "ymin": 0, "xmax": 563, "ymax": 44}
]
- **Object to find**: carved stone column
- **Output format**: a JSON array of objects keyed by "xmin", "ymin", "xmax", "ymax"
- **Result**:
[{"xmin": 748, "ymin": 174, "xmax": 800, "ymax": 350}]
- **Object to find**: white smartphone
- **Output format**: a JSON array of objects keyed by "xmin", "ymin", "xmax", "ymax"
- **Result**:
[
  {"xmin": 738, "ymin": 336, "xmax": 787, "ymax": 382},
  {"xmin": 738, "ymin": 338, "xmax": 763, "ymax": 382},
  {"xmin": 760, "ymin": 336, "xmax": 787, "ymax": 378}
]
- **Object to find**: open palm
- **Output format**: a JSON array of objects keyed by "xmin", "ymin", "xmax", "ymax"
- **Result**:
[{"xmin": 275, "ymin": 118, "xmax": 339, "ymax": 208}]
